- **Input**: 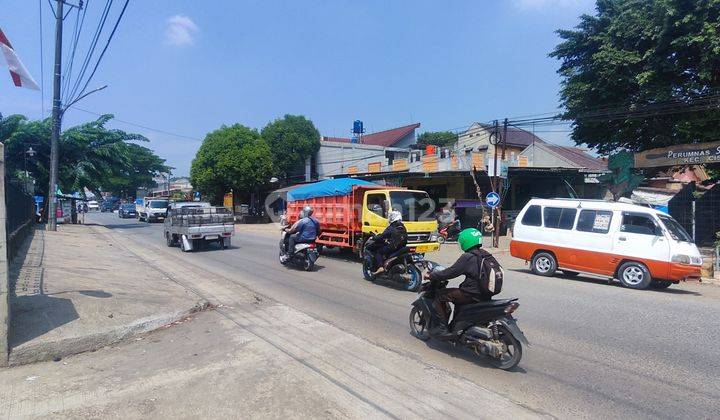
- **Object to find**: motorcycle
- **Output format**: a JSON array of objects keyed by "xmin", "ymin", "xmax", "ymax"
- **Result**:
[
  {"xmin": 409, "ymin": 261, "xmax": 529, "ymax": 370},
  {"xmin": 438, "ymin": 220, "xmax": 462, "ymax": 244},
  {"xmin": 279, "ymin": 229, "xmax": 319, "ymax": 271},
  {"xmin": 362, "ymin": 233, "xmax": 424, "ymax": 292}
]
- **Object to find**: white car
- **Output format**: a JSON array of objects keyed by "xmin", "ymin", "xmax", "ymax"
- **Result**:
[{"xmin": 87, "ymin": 200, "xmax": 99, "ymax": 211}]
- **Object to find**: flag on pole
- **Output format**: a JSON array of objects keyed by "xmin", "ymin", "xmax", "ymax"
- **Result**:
[{"xmin": 0, "ymin": 27, "xmax": 40, "ymax": 90}]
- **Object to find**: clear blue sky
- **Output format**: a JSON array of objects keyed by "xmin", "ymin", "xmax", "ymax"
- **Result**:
[{"xmin": 1, "ymin": 0, "xmax": 595, "ymax": 175}]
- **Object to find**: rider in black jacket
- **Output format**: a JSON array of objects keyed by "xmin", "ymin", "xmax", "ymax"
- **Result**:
[
  {"xmin": 426, "ymin": 228, "xmax": 502, "ymax": 339},
  {"xmin": 368, "ymin": 210, "xmax": 407, "ymax": 275}
]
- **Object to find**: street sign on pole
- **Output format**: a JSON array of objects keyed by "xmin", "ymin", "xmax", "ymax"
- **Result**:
[{"xmin": 486, "ymin": 192, "xmax": 500, "ymax": 208}]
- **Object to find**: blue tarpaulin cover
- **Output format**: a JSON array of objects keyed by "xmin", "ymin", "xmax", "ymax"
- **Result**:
[{"xmin": 287, "ymin": 178, "xmax": 377, "ymax": 201}]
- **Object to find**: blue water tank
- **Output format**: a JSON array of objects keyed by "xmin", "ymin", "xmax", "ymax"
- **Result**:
[{"xmin": 353, "ymin": 120, "xmax": 364, "ymax": 134}]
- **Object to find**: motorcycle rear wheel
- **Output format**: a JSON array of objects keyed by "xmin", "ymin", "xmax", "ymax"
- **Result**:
[
  {"xmin": 409, "ymin": 306, "xmax": 430, "ymax": 341},
  {"xmin": 303, "ymin": 255, "xmax": 315, "ymax": 271},
  {"xmin": 488, "ymin": 325, "xmax": 522, "ymax": 370}
]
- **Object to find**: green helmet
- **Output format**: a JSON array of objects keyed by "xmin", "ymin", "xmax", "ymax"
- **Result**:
[{"xmin": 458, "ymin": 228, "xmax": 482, "ymax": 252}]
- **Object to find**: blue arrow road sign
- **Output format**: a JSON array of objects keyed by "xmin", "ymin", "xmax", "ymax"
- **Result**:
[{"xmin": 486, "ymin": 192, "xmax": 500, "ymax": 208}]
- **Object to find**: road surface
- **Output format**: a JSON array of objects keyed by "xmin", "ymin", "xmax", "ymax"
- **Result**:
[{"xmin": 89, "ymin": 213, "xmax": 720, "ymax": 419}]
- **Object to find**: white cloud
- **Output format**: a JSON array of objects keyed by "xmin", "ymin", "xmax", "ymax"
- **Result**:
[
  {"xmin": 513, "ymin": 0, "xmax": 592, "ymax": 11},
  {"xmin": 165, "ymin": 15, "xmax": 198, "ymax": 46}
]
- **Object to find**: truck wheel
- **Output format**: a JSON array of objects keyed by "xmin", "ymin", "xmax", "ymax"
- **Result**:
[
  {"xmin": 531, "ymin": 252, "xmax": 557, "ymax": 277},
  {"xmin": 618, "ymin": 261, "xmax": 652, "ymax": 289},
  {"xmin": 165, "ymin": 232, "xmax": 174, "ymax": 247}
]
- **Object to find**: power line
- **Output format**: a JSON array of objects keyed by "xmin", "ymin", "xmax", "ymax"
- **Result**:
[
  {"xmin": 62, "ymin": 1, "xmax": 87, "ymax": 103},
  {"xmin": 68, "ymin": 106, "xmax": 205, "ymax": 141},
  {"xmin": 71, "ymin": 0, "xmax": 128, "ymax": 102},
  {"xmin": 67, "ymin": 0, "xmax": 112, "ymax": 102}
]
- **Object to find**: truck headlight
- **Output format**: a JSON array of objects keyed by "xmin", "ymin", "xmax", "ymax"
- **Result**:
[
  {"xmin": 429, "ymin": 230, "xmax": 439, "ymax": 242},
  {"xmin": 671, "ymin": 254, "xmax": 692, "ymax": 265}
]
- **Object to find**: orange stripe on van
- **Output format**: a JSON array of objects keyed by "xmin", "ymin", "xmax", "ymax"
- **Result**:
[{"xmin": 510, "ymin": 240, "xmax": 700, "ymax": 282}]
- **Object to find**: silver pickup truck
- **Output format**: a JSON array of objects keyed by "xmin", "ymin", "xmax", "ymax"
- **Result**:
[{"xmin": 163, "ymin": 202, "xmax": 235, "ymax": 252}]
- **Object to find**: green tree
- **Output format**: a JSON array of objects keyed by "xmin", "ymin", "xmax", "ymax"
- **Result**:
[
  {"xmin": 190, "ymin": 124, "xmax": 273, "ymax": 204},
  {"xmin": 416, "ymin": 131, "xmax": 458, "ymax": 147},
  {"xmin": 551, "ymin": 0, "xmax": 720, "ymax": 154},
  {"xmin": 1, "ymin": 113, "xmax": 170, "ymax": 198},
  {"xmin": 260, "ymin": 114, "xmax": 320, "ymax": 181},
  {"xmin": 103, "ymin": 143, "xmax": 173, "ymax": 197}
]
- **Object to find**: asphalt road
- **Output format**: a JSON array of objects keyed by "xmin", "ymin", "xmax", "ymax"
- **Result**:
[{"xmin": 89, "ymin": 213, "xmax": 720, "ymax": 419}]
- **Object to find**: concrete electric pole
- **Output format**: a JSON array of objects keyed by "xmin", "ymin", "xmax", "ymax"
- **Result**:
[{"xmin": 47, "ymin": 0, "xmax": 64, "ymax": 231}]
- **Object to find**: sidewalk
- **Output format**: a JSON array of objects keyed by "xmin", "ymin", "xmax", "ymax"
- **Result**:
[
  {"xmin": 1, "ymin": 221, "xmax": 540, "ymax": 418},
  {"xmin": 7, "ymin": 225, "xmax": 207, "ymax": 365}
]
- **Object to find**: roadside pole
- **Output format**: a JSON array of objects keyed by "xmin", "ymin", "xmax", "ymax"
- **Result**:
[
  {"xmin": 47, "ymin": 0, "xmax": 64, "ymax": 231},
  {"xmin": 494, "ymin": 119, "xmax": 508, "ymax": 248},
  {"xmin": 0, "ymin": 144, "xmax": 9, "ymax": 366},
  {"xmin": 489, "ymin": 120, "xmax": 500, "ymax": 247}
]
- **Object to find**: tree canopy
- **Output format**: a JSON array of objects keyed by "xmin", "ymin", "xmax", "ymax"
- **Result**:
[
  {"xmin": 416, "ymin": 131, "xmax": 458, "ymax": 148},
  {"xmin": 551, "ymin": 0, "xmax": 720, "ymax": 154},
  {"xmin": 190, "ymin": 124, "xmax": 273, "ymax": 203},
  {"xmin": 260, "ymin": 114, "xmax": 320, "ymax": 181},
  {"xmin": 1, "ymin": 113, "xmax": 171, "ymax": 198}
]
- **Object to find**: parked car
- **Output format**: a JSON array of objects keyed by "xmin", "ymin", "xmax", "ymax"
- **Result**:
[
  {"xmin": 510, "ymin": 198, "xmax": 702, "ymax": 290},
  {"xmin": 87, "ymin": 200, "xmax": 99, "ymax": 211},
  {"xmin": 118, "ymin": 203, "xmax": 137, "ymax": 219}
]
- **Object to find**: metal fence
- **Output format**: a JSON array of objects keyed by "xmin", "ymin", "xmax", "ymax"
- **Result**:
[{"xmin": 5, "ymin": 181, "xmax": 35, "ymax": 260}]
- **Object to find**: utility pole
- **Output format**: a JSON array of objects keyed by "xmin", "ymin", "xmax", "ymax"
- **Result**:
[
  {"xmin": 493, "ymin": 119, "xmax": 509, "ymax": 248},
  {"xmin": 47, "ymin": 0, "xmax": 64, "ymax": 231}
]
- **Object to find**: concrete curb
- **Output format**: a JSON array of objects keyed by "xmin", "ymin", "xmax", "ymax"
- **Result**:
[{"xmin": 9, "ymin": 301, "xmax": 209, "ymax": 366}]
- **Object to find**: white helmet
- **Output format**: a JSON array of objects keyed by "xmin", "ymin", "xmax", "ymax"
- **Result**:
[
  {"xmin": 302, "ymin": 205, "xmax": 313, "ymax": 218},
  {"xmin": 388, "ymin": 210, "xmax": 402, "ymax": 223}
]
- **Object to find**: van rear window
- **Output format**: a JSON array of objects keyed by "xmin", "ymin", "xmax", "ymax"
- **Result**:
[
  {"xmin": 521, "ymin": 205, "xmax": 542, "ymax": 226},
  {"xmin": 543, "ymin": 207, "xmax": 577, "ymax": 230},
  {"xmin": 576, "ymin": 210, "xmax": 613, "ymax": 233}
]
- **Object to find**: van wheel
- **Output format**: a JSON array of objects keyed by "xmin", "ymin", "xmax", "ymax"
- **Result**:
[
  {"xmin": 531, "ymin": 252, "xmax": 557, "ymax": 276},
  {"xmin": 618, "ymin": 262, "xmax": 652, "ymax": 289}
]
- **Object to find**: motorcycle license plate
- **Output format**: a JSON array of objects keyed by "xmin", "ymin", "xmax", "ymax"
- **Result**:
[{"xmin": 414, "ymin": 244, "xmax": 435, "ymax": 253}]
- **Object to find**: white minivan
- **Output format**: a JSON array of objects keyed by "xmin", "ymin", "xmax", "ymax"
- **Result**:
[{"xmin": 510, "ymin": 198, "xmax": 702, "ymax": 289}]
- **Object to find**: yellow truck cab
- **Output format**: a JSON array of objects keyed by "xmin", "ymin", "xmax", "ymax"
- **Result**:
[{"xmin": 361, "ymin": 188, "xmax": 440, "ymax": 254}]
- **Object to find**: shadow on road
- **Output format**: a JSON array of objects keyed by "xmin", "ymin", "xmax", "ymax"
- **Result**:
[
  {"xmin": 509, "ymin": 268, "xmax": 703, "ymax": 296},
  {"xmin": 420, "ymin": 336, "xmax": 528, "ymax": 373}
]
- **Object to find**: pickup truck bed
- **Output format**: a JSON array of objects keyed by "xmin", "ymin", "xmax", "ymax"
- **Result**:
[{"xmin": 164, "ymin": 206, "xmax": 235, "ymax": 252}]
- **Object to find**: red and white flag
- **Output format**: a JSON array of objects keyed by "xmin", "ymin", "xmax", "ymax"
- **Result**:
[{"xmin": 0, "ymin": 27, "xmax": 40, "ymax": 90}]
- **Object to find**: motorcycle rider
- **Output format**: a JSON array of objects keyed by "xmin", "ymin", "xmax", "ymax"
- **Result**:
[
  {"xmin": 425, "ymin": 228, "xmax": 503, "ymax": 340},
  {"xmin": 283, "ymin": 205, "xmax": 320, "ymax": 260},
  {"xmin": 367, "ymin": 210, "xmax": 408, "ymax": 275}
]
